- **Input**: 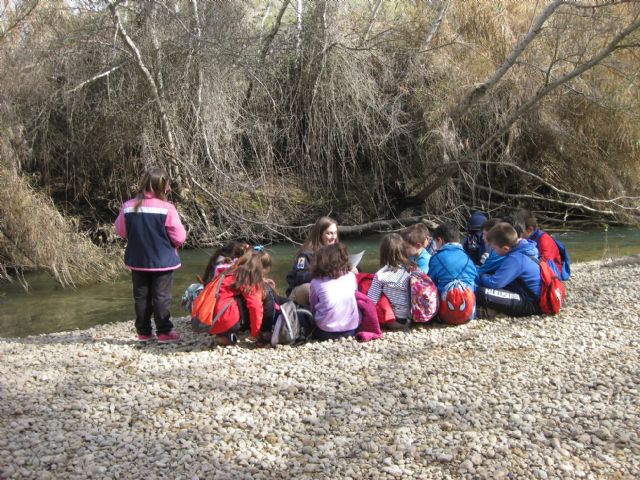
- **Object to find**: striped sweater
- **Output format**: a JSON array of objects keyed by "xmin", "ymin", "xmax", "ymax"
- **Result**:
[{"xmin": 367, "ymin": 265, "xmax": 411, "ymax": 319}]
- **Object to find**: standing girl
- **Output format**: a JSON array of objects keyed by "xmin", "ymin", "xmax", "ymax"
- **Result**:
[
  {"xmin": 367, "ymin": 233, "xmax": 412, "ymax": 330},
  {"xmin": 115, "ymin": 167, "xmax": 186, "ymax": 343},
  {"xmin": 309, "ymin": 243, "xmax": 360, "ymax": 340},
  {"xmin": 208, "ymin": 248, "xmax": 272, "ymax": 346},
  {"xmin": 286, "ymin": 216, "xmax": 339, "ymax": 306}
]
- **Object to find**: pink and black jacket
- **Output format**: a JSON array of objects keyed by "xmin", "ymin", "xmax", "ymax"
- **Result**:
[{"xmin": 115, "ymin": 192, "xmax": 187, "ymax": 271}]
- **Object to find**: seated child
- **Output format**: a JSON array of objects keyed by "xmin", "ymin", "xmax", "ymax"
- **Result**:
[
  {"xmin": 202, "ymin": 241, "xmax": 249, "ymax": 285},
  {"xmin": 208, "ymin": 248, "xmax": 271, "ymax": 345},
  {"xmin": 429, "ymin": 223, "xmax": 479, "ymax": 324},
  {"xmin": 401, "ymin": 224, "xmax": 431, "ymax": 273},
  {"xmin": 462, "ymin": 211, "xmax": 488, "ymax": 265},
  {"xmin": 286, "ymin": 217, "xmax": 339, "ymax": 306},
  {"xmin": 476, "ymin": 222, "xmax": 542, "ymax": 317},
  {"xmin": 520, "ymin": 210, "xmax": 562, "ymax": 274},
  {"xmin": 503, "ymin": 213, "xmax": 526, "ymax": 238},
  {"xmin": 309, "ymin": 243, "xmax": 360, "ymax": 340},
  {"xmin": 367, "ymin": 233, "xmax": 412, "ymax": 330},
  {"xmin": 477, "ymin": 218, "xmax": 505, "ymax": 275},
  {"xmin": 182, "ymin": 241, "xmax": 248, "ymax": 313}
]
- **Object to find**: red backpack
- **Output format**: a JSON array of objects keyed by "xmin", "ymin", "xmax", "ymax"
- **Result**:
[
  {"xmin": 524, "ymin": 255, "xmax": 566, "ymax": 315},
  {"xmin": 190, "ymin": 271, "xmax": 233, "ymax": 332}
]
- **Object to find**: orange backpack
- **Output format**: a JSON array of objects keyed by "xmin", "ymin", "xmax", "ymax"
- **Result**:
[{"xmin": 191, "ymin": 271, "xmax": 233, "ymax": 332}]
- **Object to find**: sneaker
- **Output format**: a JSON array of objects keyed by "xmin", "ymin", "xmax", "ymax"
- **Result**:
[
  {"xmin": 255, "ymin": 332, "xmax": 271, "ymax": 348},
  {"xmin": 157, "ymin": 331, "xmax": 182, "ymax": 344},
  {"xmin": 215, "ymin": 333, "xmax": 238, "ymax": 346},
  {"xmin": 137, "ymin": 333, "xmax": 154, "ymax": 343}
]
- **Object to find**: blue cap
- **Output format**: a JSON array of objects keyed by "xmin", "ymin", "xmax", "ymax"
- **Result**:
[{"xmin": 467, "ymin": 211, "xmax": 488, "ymax": 232}]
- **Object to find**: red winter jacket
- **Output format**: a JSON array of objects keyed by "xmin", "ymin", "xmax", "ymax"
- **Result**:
[
  {"xmin": 209, "ymin": 274, "xmax": 263, "ymax": 337},
  {"xmin": 530, "ymin": 229, "xmax": 562, "ymax": 273}
]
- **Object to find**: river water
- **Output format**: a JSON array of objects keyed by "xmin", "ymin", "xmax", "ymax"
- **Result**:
[{"xmin": 1, "ymin": 228, "xmax": 638, "ymax": 338}]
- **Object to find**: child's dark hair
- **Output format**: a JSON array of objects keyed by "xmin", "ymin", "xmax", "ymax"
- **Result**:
[
  {"xmin": 379, "ymin": 233, "xmax": 411, "ymax": 270},
  {"xmin": 481, "ymin": 218, "xmax": 501, "ymax": 232},
  {"xmin": 519, "ymin": 209, "xmax": 537, "ymax": 230},
  {"xmin": 203, "ymin": 241, "xmax": 249, "ymax": 284},
  {"xmin": 301, "ymin": 216, "xmax": 338, "ymax": 253},
  {"xmin": 232, "ymin": 250, "xmax": 272, "ymax": 293},
  {"xmin": 432, "ymin": 223, "xmax": 460, "ymax": 244},
  {"xmin": 311, "ymin": 243, "xmax": 351, "ymax": 279},
  {"xmin": 401, "ymin": 223, "xmax": 430, "ymax": 246},
  {"xmin": 503, "ymin": 213, "xmax": 525, "ymax": 238},
  {"xmin": 486, "ymin": 222, "xmax": 519, "ymax": 248},
  {"xmin": 134, "ymin": 167, "xmax": 170, "ymax": 212}
]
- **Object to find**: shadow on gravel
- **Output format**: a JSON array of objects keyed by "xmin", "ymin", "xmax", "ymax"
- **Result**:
[{"xmin": 3, "ymin": 316, "xmax": 486, "ymax": 353}]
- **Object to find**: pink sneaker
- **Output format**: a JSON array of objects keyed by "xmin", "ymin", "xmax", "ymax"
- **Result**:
[
  {"xmin": 157, "ymin": 331, "xmax": 181, "ymax": 344},
  {"xmin": 137, "ymin": 333, "xmax": 154, "ymax": 343}
]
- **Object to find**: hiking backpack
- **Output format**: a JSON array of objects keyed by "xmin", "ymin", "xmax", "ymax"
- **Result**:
[
  {"xmin": 409, "ymin": 271, "xmax": 439, "ymax": 323},
  {"xmin": 190, "ymin": 272, "xmax": 233, "ymax": 333},
  {"xmin": 439, "ymin": 280, "xmax": 476, "ymax": 325},
  {"xmin": 523, "ymin": 255, "xmax": 566, "ymax": 315},
  {"xmin": 531, "ymin": 230, "xmax": 571, "ymax": 281},
  {"xmin": 270, "ymin": 301, "xmax": 315, "ymax": 346}
]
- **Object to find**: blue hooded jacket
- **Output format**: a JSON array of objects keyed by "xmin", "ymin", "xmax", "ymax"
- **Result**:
[
  {"xmin": 477, "ymin": 249, "xmax": 506, "ymax": 275},
  {"xmin": 428, "ymin": 243, "xmax": 479, "ymax": 291},
  {"xmin": 479, "ymin": 239, "xmax": 541, "ymax": 300}
]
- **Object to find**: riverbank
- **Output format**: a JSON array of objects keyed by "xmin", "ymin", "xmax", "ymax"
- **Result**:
[{"xmin": 1, "ymin": 257, "xmax": 639, "ymax": 479}]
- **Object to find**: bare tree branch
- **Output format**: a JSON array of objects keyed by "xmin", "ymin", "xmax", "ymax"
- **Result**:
[
  {"xmin": 0, "ymin": 0, "xmax": 40, "ymax": 44},
  {"xmin": 65, "ymin": 61, "xmax": 129, "ymax": 94},
  {"xmin": 359, "ymin": 0, "xmax": 382, "ymax": 47},
  {"xmin": 473, "ymin": 184, "xmax": 617, "ymax": 216},
  {"xmin": 423, "ymin": 0, "xmax": 450, "ymax": 48},
  {"xmin": 412, "ymin": 12, "xmax": 640, "ymax": 204},
  {"xmin": 109, "ymin": 1, "xmax": 177, "ymax": 156},
  {"xmin": 450, "ymin": 0, "xmax": 564, "ymax": 120}
]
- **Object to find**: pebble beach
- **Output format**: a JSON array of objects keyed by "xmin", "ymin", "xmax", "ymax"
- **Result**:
[{"xmin": 1, "ymin": 257, "xmax": 639, "ymax": 479}]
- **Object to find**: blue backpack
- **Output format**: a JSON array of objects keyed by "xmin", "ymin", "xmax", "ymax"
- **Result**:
[
  {"xmin": 554, "ymin": 237, "xmax": 571, "ymax": 281},
  {"xmin": 531, "ymin": 231, "xmax": 571, "ymax": 281}
]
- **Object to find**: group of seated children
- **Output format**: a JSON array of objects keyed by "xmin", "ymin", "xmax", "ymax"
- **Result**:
[{"xmin": 186, "ymin": 210, "xmax": 568, "ymax": 347}]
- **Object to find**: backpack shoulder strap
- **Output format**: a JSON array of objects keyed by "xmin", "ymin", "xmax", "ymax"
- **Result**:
[
  {"xmin": 530, "ymin": 230, "xmax": 542, "ymax": 242},
  {"xmin": 433, "ymin": 252, "xmax": 453, "ymax": 278}
]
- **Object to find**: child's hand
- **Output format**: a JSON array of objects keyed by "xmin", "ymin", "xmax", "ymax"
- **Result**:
[
  {"xmin": 350, "ymin": 265, "xmax": 359, "ymax": 275},
  {"xmin": 264, "ymin": 278, "xmax": 277, "ymax": 290}
]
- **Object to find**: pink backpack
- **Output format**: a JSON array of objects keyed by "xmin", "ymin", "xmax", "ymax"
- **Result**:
[{"xmin": 410, "ymin": 271, "xmax": 439, "ymax": 323}]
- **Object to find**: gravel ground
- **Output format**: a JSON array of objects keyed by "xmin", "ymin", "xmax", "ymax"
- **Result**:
[{"xmin": 1, "ymin": 257, "xmax": 639, "ymax": 479}]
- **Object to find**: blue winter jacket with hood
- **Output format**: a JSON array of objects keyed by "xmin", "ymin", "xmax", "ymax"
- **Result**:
[
  {"xmin": 478, "ymin": 239, "xmax": 541, "ymax": 300},
  {"xmin": 428, "ymin": 243, "xmax": 479, "ymax": 292}
]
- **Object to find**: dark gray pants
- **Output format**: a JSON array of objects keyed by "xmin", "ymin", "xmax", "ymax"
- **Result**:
[{"xmin": 132, "ymin": 270, "xmax": 174, "ymax": 336}]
